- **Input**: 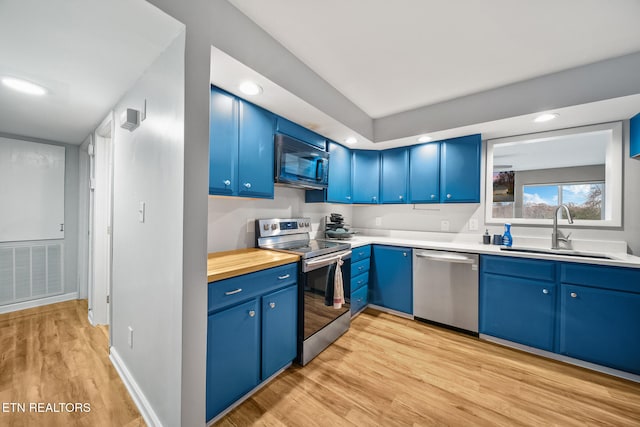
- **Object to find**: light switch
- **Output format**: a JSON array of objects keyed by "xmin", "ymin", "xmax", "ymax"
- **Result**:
[{"xmin": 138, "ymin": 202, "xmax": 145, "ymax": 223}]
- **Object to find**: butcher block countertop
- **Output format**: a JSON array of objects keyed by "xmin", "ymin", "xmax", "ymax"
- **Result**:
[{"xmin": 207, "ymin": 248, "xmax": 300, "ymax": 282}]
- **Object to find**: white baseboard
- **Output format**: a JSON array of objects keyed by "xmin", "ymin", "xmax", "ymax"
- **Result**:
[
  {"xmin": 0, "ymin": 292, "xmax": 78, "ymax": 314},
  {"xmin": 109, "ymin": 347, "xmax": 163, "ymax": 427},
  {"xmin": 87, "ymin": 309, "xmax": 94, "ymax": 326}
]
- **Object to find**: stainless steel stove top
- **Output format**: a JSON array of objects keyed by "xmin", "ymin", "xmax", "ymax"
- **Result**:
[{"xmin": 256, "ymin": 218, "xmax": 350, "ymax": 259}]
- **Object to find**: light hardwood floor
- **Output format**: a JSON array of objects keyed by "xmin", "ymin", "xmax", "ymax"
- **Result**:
[
  {"xmin": 219, "ymin": 308, "xmax": 640, "ymax": 426},
  {"xmin": 0, "ymin": 300, "xmax": 144, "ymax": 427}
]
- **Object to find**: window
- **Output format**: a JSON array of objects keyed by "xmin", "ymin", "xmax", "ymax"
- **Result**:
[{"xmin": 522, "ymin": 182, "xmax": 604, "ymax": 220}]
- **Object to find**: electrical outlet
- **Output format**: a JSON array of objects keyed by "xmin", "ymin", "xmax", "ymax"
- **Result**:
[
  {"xmin": 440, "ymin": 220, "xmax": 450, "ymax": 232},
  {"xmin": 128, "ymin": 326, "xmax": 134, "ymax": 349},
  {"xmin": 468, "ymin": 218, "xmax": 479, "ymax": 231},
  {"xmin": 138, "ymin": 201, "xmax": 145, "ymax": 223},
  {"xmin": 375, "ymin": 217, "xmax": 382, "ymax": 226}
]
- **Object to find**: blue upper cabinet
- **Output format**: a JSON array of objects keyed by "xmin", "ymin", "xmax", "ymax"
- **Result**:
[
  {"xmin": 380, "ymin": 148, "xmax": 408, "ymax": 204},
  {"xmin": 209, "ymin": 86, "xmax": 275, "ymax": 199},
  {"xmin": 440, "ymin": 134, "xmax": 481, "ymax": 203},
  {"xmin": 326, "ymin": 141, "xmax": 352, "ymax": 203},
  {"xmin": 408, "ymin": 143, "xmax": 440, "ymax": 203},
  {"xmin": 631, "ymin": 113, "xmax": 639, "ymax": 158},
  {"xmin": 209, "ymin": 86, "xmax": 238, "ymax": 195},
  {"xmin": 238, "ymin": 100, "xmax": 276, "ymax": 198},
  {"xmin": 276, "ymin": 117, "xmax": 327, "ymax": 150},
  {"xmin": 352, "ymin": 150, "xmax": 380, "ymax": 204}
]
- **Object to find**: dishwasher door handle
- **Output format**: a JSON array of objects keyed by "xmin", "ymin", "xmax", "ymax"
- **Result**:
[{"xmin": 415, "ymin": 252, "xmax": 476, "ymax": 264}]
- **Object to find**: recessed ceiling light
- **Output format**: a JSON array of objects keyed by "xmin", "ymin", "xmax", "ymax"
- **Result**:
[
  {"xmin": 238, "ymin": 81, "xmax": 262, "ymax": 96},
  {"xmin": 2, "ymin": 77, "xmax": 47, "ymax": 96},
  {"xmin": 345, "ymin": 137, "xmax": 357, "ymax": 145},
  {"xmin": 534, "ymin": 113, "xmax": 559, "ymax": 123},
  {"xmin": 417, "ymin": 135, "xmax": 432, "ymax": 143}
]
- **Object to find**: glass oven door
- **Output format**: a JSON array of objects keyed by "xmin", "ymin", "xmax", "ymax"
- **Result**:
[{"xmin": 301, "ymin": 251, "xmax": 351, "ymax": 340}]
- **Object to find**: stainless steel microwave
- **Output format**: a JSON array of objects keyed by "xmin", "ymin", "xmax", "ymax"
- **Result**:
[{"xmin": 274, "ymin": 134, "xmax": 329, "ymax": 190}]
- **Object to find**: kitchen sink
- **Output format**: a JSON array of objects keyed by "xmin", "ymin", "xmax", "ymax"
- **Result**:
[{"xmin": 499, "ymin": 246, "xmax": 616, "ymax": 260}]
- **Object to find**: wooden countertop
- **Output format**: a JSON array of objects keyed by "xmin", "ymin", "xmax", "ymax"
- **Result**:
[{"xmin": 207, "ymin": 248, "xmax": 300, "ymax": 282}]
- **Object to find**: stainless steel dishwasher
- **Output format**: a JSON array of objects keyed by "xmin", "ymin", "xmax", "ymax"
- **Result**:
[{"xmin": 413, "ymin": 250, "xmax": 479, "ymax": 334}]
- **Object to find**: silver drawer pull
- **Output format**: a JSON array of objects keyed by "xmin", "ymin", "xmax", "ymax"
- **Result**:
[
  {"xmin": 543, "ymin": 289, "xmax": 549, "ymax": 294},
  {"xmin": 224, "ymin": 288, "xmax": 242, "ymax": 296},
  {"xmin": 278, "ymin": 274, "xmax": 290, "ymax": 280},
  {"xmin": 570, "ymin": 292, "xmax": 578, "ymax": 298},
  {"xmin": 248, "ymin": 310, "xmax": 256, "ymax": 317},
  {"xmin": 269, "ymin": 302, "xmax": 276, "ymax": 309}
]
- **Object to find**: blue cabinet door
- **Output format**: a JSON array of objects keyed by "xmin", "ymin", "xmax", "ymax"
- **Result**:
[
  {"xmin": 480, "ymin": 272, "xmax": 557, "ymax": 351},
  {"xmin": 209, "ymin": 86, "xmax": 238, "ymax": 195},
  {"xmin": 326, "ymin": 141, "xmax": 352, "ymax": 203},
  {"xmin": 408, "ymin": 143, "xmax": 440, "ymax": 203},
  {"xmin": 238, "ymin": 100, "xmax": 275, "ymax": 198},
  {"xmin": 631, "ymin": 113, "xmax": 639, "ymax": 158},
  {"xmin": 559, "ymin": 284, "xmax": 640, "ymax": 374},
  {"xmin": 380, "ymin": 148, "xmax": 408, "ymax": 204},
  {"xmin": 352, "ymin": 150, "xmax": 380, "ymax": 204},
  {"xmin": 261, "ymin": 285, "xmax": 298, "ymax": 380},
  {"xmin": 276, "ymin": 117, "xmax": 327, "ymax": 150},
  {"xmin": 440, "ymin": 134, "xmax": 481, "ymax": 203},
  {"xmin": 206, "ymin": 299, "xmax": 260, "ymax": 421},
  {"xmin": 370, "ymin": 245, "xmax": 412, "ymax": 314}
]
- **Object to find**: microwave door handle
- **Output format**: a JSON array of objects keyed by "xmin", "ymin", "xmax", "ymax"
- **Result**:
[{"xmin": 315, "ymin": 159, "xmax": 323, "ymax": 181}]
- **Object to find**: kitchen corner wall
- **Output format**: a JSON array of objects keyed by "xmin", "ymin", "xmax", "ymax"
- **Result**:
[{"xmin": 207, "ymin": 186, "xmax": 352, "ymax": 252}]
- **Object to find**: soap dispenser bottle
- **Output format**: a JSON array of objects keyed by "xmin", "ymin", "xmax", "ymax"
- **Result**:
[
  {"xmin": 502, "ymin": 223, "xmax": 513, "ymax": 247},
  {"xmin": 483, "ymin": 229, "xmax": 491, "ymax": 244}
]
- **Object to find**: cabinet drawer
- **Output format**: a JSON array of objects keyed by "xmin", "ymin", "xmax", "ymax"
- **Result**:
[
  {"xmin": 561, "ymin": 263, "xmax": 640, "ymax": 293},
  {"xmin": 351, "ymin": 271, "xmax": 369, "ymax": 293},
  {"xmin": 351, "ymin": 245, "xmax": 371, "ymax": 263},
  {"xmin": 351, "ymin": 258, "xmax": 370, "ymax": 277},
  {"xmin": 481, "ymin": 255, "xmax": 555, "ymax": 282},
  {"xmin": 208, "ymin": 263, "xmax": 297, "ymax": 313},
  {"xmin": 351, "ymin": 285, "xmax": 368, "ymax": 315}
]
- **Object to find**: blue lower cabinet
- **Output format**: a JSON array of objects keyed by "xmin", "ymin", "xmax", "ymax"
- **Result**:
[
  {"xmin": 261, "ymin": 285, "xmax": 297, "ymax": 379},
  {"xmin": 480, "ymin": 273, "xmax": 556, "ymax": 351},
  {"xmin": 206, "ymin": 299, "xmax": 260, "ymax": 421},
  {"xmin": 559, "ymin": 284, "xmax": 640, "ymax": 374},
  {"xmin": 351, "ymin": 285, "xmax": 369, "ymax": 315},
  {"xmin": 370, "ymin": 245, "xmax": 412, "ymax": 314},
  {"xmin": 631, "ymin": 112, "xmax": 639, "ymax": 158},
  {"xmin": 351, "ymin": 271, "xmax": 369, "ymax": 293}
]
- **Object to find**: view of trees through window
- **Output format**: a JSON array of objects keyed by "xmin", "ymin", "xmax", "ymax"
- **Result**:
[{"xmin": 523, "ymin": 182, "xmax": 604, "ymax": 220}]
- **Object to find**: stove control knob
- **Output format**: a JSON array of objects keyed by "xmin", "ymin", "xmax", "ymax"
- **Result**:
[
  {"xmin": 271, "ymin": 223, "xmax": 278, "ymax": 230},
  {"xmin": 298, "ymin": 222, "xmax": 302, "ymax": 228},
  {"xmin": 263, "ymin": 224, "xmax": 269, "ymax": 231},
  {"xmin": 305, "ymin": 222, "xmax": 310, "ymax": 227}
]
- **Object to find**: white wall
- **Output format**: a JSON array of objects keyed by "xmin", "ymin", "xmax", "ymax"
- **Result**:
[
  {"xmin": 0, "ymin": 133, "xmax": 79, "ymax": 298},
  {"xmin": 208, "ymin": 186, "xmax": 352, "ymax": 252},
  {"xmin": 110, "ymin": 31, "xmax": 185, "ymax": 427}
]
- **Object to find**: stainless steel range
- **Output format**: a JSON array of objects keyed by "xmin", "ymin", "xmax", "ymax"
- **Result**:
[{"xmin": 256, "ymin": 218, "xmax": 351, "ymax": 365}]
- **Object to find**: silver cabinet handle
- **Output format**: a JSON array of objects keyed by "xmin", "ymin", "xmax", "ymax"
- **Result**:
[
  {"xmin": 430, "ymin": 194, "xmax": 435, "ymax": 199},
  {"xmin": 372, "ymin": 196, "xmax": 377, "ymax": 201},
  {"xmin": 269, "ymin": 302, "xmax": 276, "ymax": 309},
  {"xmin": 570, "ymin": 292, "xmax": 578, "ymax": 298},
  {"xmin": 278, "ymin": 274, "xmax": 290, "ymax": 280},
  {"xmin": 223, "ymin": 179, "xmax": 231, "ymax": 186},
  {"xmin": 346, "ymin": 196, "xmax": 351, "ymax": 200},
  {"xmin": 446, "ymin": 194, "xmax": 452, "ymax": 199},
  {"xmin": 543, "ymin": 289, "xmax": 549, "ymax": 294},
  {"xmin": 358, "ymin": 266, "xmax": 364, "ymax": 270},
  {"xmin": 403, "ymin": 252, "xmax": 407, "ymax": 257},
  {"xmin": 244, "ymin": 182, "xmax": 251, "ymax": 189},
  {"xmin": 248, "ymin": 310, "xmax": 256, "ymax": 317},
  {"xmin": 358, "ymin": 251, "xmax": 365, "ymax": 256},
  {"xmin": 224, "ymin": 288, "xmax": 242, "ymax": 296},
  {"xmin": 399, "ymin": 195, "xmax": 403, "ymax": 200}
]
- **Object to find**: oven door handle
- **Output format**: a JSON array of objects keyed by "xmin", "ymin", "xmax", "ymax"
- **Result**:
[{"xmin": 302, "ymin": 250, "xmax": 352, "ymax": 272}]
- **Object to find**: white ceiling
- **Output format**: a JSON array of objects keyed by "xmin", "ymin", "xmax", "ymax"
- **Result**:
[
  {"xmin": 0, "ymin": 0, "xmax": 184, "ymax": 144},
  {"xmin": 229, "ymin": 0, "xmax": 640, "ymax": 119}
]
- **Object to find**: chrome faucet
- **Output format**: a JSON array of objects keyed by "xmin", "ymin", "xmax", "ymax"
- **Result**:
[{"xmin": 552, "ymin": 204, "xmax": 574, "ymax": 249}]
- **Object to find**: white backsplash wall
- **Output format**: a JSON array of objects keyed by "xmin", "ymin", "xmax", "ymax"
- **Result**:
[{"xmin": 207, "ymin": 186, "xmax": 352, "ymax": 252}]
